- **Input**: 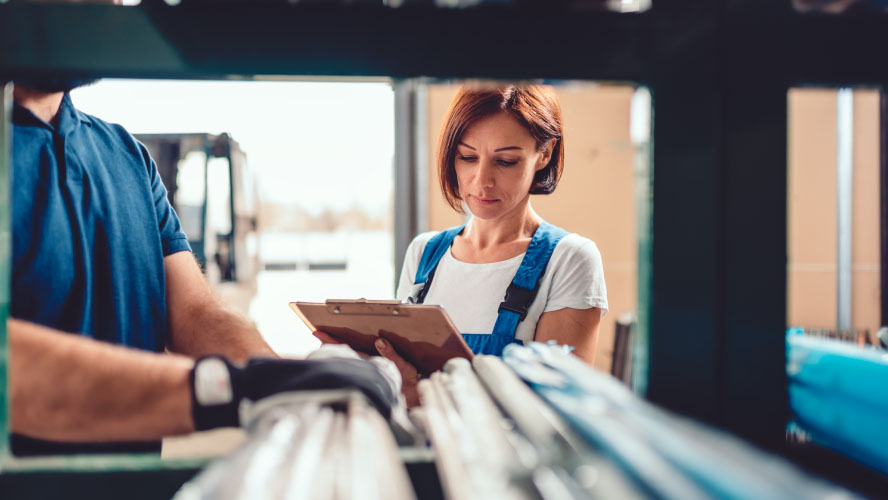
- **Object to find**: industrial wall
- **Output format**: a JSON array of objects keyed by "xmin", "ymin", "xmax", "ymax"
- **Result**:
[{"xmin": 787, "ymin": 88, "xmax": 881, "ymax": 337}]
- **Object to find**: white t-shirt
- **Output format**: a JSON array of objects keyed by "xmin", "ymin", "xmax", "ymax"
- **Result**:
[{"xmin": 396, "ymin": 230, "xmax": 608, "ymax": 344}]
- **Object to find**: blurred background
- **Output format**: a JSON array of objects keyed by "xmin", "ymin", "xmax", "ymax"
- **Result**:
[
  {"xmin": 71, "ymin": 81, "xmax": 886, "ymax": 373},
  {"xmin": 72, "ymin": 79, "xmax": 648, "ymax": 373}
]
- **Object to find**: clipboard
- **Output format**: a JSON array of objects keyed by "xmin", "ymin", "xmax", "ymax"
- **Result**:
[{"xmin": 290, "ymin": 299, "xmax": 474, "ymax": 376}]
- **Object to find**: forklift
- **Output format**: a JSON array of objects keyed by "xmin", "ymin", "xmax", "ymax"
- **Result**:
[{"xmin": 136, "ymin": 133, "xmax": 260, "ymax": 316}]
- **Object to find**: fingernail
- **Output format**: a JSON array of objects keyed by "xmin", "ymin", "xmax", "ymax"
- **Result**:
[{"xmin": 375, "ymin": 339, "xmax": 386, "ymax": 350}]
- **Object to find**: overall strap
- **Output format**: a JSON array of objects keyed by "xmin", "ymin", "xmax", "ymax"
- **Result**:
[
  {"xmin": 491, "ymin": 221, "xmax": 569, "ymax": 338},
  {"xmin": 408, "ymin": 224, "xmax": 466, "ymax": 304}
]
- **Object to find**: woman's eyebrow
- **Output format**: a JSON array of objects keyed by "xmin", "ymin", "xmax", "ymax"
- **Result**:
[{"xmin": 457, "ymin": 142, "xmax": 523, "ymax": 152}]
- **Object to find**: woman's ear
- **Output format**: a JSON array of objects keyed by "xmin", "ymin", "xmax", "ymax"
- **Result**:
[{"xmin": 536, "ymin": 139, "xmax": 557, "ymax": 171}]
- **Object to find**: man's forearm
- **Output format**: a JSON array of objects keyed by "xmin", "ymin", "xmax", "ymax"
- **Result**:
[
  {"xmin": 168, "ymin": 303, "xmax": 277, "ymax": 363},
  {"xmin": 164, "ymin": 251, "xmax": 276, "ymax": 363},
  {"xmin": 9, "ymin": 319, "xmax": 196, "ymax": 442}
]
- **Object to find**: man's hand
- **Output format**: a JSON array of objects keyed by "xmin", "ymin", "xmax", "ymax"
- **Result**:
[{"xmin": 190, "ymin": 356, "xmax": 398, "ymax": 430}]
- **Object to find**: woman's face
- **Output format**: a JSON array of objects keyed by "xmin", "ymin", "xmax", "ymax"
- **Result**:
[{"xmin": 455, "ymin": 111, "xmax": 551, "ymax": 222}]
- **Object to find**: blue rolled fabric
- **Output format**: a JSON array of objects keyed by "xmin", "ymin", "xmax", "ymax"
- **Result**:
[{"xmin": 786, "ymin": 332, "xmax": 888, "ymax": 474}]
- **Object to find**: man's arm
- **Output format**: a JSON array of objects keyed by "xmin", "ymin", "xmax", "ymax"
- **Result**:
[
  {"xmin": 165, "ymin": 251, "xmax": 276, "ymax": 363},
  {"xmin": 9, "ymin": 319, "xmax": 195, "ymax": 442},
  {"xmin": 10, "ymin": 319, "xmax": 397, "ymax": 442}
]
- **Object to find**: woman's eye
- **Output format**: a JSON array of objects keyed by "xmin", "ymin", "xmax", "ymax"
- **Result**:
[
  {"xmin": 457, "ymin": 155, "xmax": 477, "ymax": 162},
  {"xmin": 497, "ymin": 159, "xmax": 518, "ymax": 166}
]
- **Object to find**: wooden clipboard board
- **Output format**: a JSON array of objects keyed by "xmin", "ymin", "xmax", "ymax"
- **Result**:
[{"xmin": 290, "ymin": 299, "xmax": 474, "ymax": 376}]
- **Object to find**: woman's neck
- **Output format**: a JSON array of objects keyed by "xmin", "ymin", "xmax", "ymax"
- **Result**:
[{"xmin": 463, "ymin": 199, "xmax": 541, "ymax": 251}]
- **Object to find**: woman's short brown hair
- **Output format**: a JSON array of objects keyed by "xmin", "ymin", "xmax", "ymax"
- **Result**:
[{"xmin": 437, "ymin": 85, "xmax": 565, "ymax": 213}]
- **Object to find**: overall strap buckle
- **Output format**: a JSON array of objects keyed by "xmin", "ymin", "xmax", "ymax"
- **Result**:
[{"xmin": 498, "ymin": 283, "xmax": 538, "ymax": 322}]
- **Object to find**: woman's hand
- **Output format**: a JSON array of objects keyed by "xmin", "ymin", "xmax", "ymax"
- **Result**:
[
  {"xmin": 312, "ymin": 330, "xmax": 343, "ymax": 345},
  {"xmin": 373, "ymin": 338, "xmax": 421, "ymax": 408},
  {"xmin": 313, "ymin": 332, "xmax": 421, "ymax": 407}
]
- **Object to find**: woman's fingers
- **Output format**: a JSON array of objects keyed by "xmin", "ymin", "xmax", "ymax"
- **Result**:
[
  {"xmin": 313, "ymin": 334, "xmax": 420, "ymax": 406},
  {"xmin": 312, "ymin": 330, "xmax": 343, "ymax": 345},
  {"xmin": 374, "ymin": 339, "xmax": 418, "ymax": 379},
  {"xmin": 374, "ymin": 338, "xmax": 421, "ymax": 407}
]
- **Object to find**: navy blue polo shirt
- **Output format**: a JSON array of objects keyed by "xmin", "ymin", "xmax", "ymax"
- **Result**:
[
  {"xmin": 11, "ymin": 94, "xmax": 190, "ymax": 455},
  {"xmin": 12, "ymin": 93, "xmax": 191, "ymax": 347}
]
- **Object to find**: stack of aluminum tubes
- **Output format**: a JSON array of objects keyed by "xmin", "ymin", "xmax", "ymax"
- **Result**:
[
  {"xmin": 418, "ymin": 356, "xmax": 648, "ymax": 500},
  {"xmin": 170, "ymin": 342, "xmax": 871, "ymax": 500},
  {"xmin": 172, "ymin": 390, "xmax": 416, "ymax": 500},
  {"xmin": 503, "ymin": 342, "xmax": 866, "ymax": 500}
]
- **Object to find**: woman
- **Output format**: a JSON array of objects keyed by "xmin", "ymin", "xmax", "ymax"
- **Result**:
[{"xmin": 316, "ymin": 85, "xmax": 607, "ymax": 405}]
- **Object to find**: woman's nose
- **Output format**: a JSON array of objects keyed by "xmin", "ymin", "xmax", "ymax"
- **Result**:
[{"xmin": 476, "ymin": 160, "xmax": 496, "ymax": 187}]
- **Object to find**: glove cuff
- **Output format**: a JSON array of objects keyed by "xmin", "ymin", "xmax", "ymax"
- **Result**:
[{"xmin": 190, "ymin": 356, "xmax": 243, "ymax": 430}]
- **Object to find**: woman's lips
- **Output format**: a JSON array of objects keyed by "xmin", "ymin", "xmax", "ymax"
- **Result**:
[{"xmin": 471, "ymin": 195, "xmax": 499, "ymax": 205}]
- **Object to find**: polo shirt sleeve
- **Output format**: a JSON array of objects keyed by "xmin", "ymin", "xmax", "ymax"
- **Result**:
[{"xmin": 143, "ymin": 143, "xmax": 192, "ymax": 256}]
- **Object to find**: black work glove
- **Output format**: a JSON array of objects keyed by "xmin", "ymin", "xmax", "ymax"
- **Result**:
[{"xmin": 190, "ymin": 356, "xmax": 397, "ymax": 430}]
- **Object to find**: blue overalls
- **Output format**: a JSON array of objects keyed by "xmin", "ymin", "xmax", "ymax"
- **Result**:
[{"xmin": 408, "ymin": 221, "xmax": 568, "ymax": 356}]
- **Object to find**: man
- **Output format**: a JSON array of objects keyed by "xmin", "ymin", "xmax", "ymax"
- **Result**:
[{"xmin": 7, "ymin": 77, "xmax": 393, "ymax": 454}]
